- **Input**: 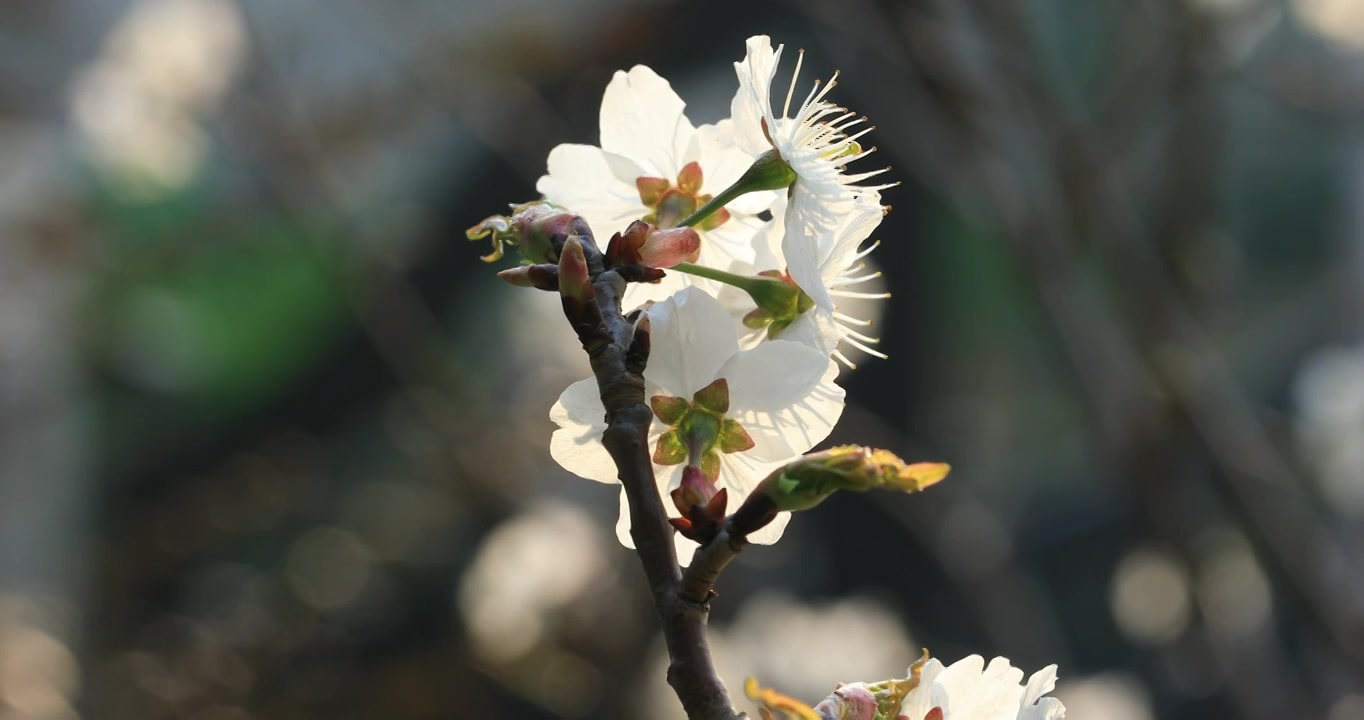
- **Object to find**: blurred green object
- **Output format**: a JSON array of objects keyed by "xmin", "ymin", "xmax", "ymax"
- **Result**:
[{"xmin": 87, "ymin": 198, "xmax": 355, "ymax": 468}]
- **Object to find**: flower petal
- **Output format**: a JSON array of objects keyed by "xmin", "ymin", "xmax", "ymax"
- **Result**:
[
  {"xmin": 692, "ymin": 120, "xmax": 778, "ymax": 216},
  {"xmin": 599, "ymin": 65, "xmax": 694, "ymax": 177},
  {"xmin": 722, "ymin": 342, "xmax": 844, "ymax": 461},
  {"xmin": 644, "ymin": 287, "xmax": 741, "ymax": 397},
  {"xmin": 730, "ymin": 35, "xmax": 781, "ymax": 156},
  {"xmin": 549, "ymin": 377, "xmax": 617, "ymax": 484},
  {"xmin": 538, "ymin": 143, "xmax": 647, "ymax": 242},
  {"xmin": 782, "ymin": 195, "xmax": 834, "ymax": 311}
]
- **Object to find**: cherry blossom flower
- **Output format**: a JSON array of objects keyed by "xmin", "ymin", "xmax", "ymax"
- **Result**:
[
  {"xmin": 727, "ymin": 190, "xmax": 889, "ymax": 367},
  {"xmin": 549, "ymin": 287, "xmax": 843, "ymax": 562},
  {"xmin": 537, "ymin": 65, "xmax": 775, "ymax": 306},
  {"xmin": 899, "ymin": 655, "xmax": 1067, "ymax": 720},
  {"xmin": 730, "ymin": 35, "xmax": 892, "ymax": 236}
]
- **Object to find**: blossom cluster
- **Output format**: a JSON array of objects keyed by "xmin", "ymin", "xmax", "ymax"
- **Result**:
[
  {"xmin": 750, "ymin": 653, "xmax": 1066, "ymax": 720},
  {"xmin": 540, "ymin": 36, "xmax": 894, "ymax": 561}
]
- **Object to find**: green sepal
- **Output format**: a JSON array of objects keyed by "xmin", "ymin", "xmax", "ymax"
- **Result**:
[
  {"xmin": 650, "ymin": 395, "xmax": 689, "ymax": 426},
  {"xmin": 653, "ymin": 430, "xmax": 687, "ymax": 465},
  {"xmin": 700, "ymin": 450, "xmax": 721, "ymax": 482},
  {"xmin": 743, "ymin": 308, "xmax": 774, "ymax": 329},
  {"xmin": 719, "ymin": 418, "xmax": 755, "ymax": 454},
  {"xmin": 692, "ymin": 378, "xmax": 730, "ymax": 414}
]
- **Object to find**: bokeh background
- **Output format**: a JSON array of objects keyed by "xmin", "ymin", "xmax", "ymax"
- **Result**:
[{"xmin": 4, "ymin": 0, "xmax": 1364, "ymax": 718}]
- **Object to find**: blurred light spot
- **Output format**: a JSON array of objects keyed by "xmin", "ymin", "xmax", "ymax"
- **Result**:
[
  {"xmin": 1056, "ymin": 673, "xmax": 1154, "ymax": 720},
  {"xmin": 0, "ymin": 605, "xmax": 80, "ymax": 720},
  {"xmin": 1194, "ymin": 528, "xmax": 1273, "ymax": 639},
  {"xmin": 1110, "ymin": 547, "xmax": 1192, "ymax": 645},
  {"xmin": 1293, "ymin": 0, "xmax": 1364, "ymax": 53},
  {"xmin": 936, "ymin": 501, "xmax": 1012, "ymax": 579},
  {"xmin": 457, "ymin": 502, "xmax": 607, "ymax": 665},
  {"xmin": 1293, "ymin": 345, "xmax": 1364, "ymax": 515},
  {"xmin": 67, "ymin": 0, "xmax": 245, "ymax": 198},
  {"xmin": 286, "ymin": 526, "xmax": 373, "ymax": 611},
  {"xmin": 1331, "ymin": 694, "xmax": 1364, "ymax": 720},
  {"xmin": 635, "ymin": 593, "xmax": 914, "ymax": 719}
]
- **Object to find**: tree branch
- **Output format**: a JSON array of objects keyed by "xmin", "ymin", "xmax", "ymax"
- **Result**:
[
  {"xmin": 560, "ymin": 233, "xmax": 745, "ymax": 720},
  {"xmin": 680, "ymin": 525, "xmax": 747, "ymax": 605}
]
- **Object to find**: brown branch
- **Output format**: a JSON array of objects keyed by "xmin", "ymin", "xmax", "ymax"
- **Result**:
[
  {"xmin": 560, "ymin": 234, "xmax": 745, "ymax": 720},
  {"xmin": 680, "ymin": 525, "xmax": 747, "ymax": 605}
]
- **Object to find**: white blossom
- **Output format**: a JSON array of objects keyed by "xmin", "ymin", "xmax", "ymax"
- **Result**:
[
  {"xmin": 900, "ymin": 655, "xmax": 1067, "ymax": 720},
  {"xmin": 549, "ymin": 287, "xmax": 843, "ymax": 562},
  {"xmin": 730, "ymin": 35, "xmax": 892, "ymax": 237},
  {"xmin": 741, "ymin": 190, "xmax": 890, "ymax": 367},
  {"xmin": 537, "ymin": 66, "xmax": 775, "ymax": 306}
]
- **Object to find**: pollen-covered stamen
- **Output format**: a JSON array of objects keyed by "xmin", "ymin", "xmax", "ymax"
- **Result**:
[{"xmin": 635, "ymin": 161, "xmax": 730, "ymax": 231}]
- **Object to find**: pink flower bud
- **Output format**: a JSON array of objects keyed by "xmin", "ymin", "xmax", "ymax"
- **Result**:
[
  {"xmin": 812, "ymin": 683, "xmax": 878, "ymax": 720},
  {"xmin": 605, "ymin": 220, "xmax": 700, "ymax": 270}
]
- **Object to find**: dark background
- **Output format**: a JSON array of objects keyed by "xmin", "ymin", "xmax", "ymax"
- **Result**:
[{"xmin": 3, "ymin": 0, "xmax": 1364, "ymax": 718}]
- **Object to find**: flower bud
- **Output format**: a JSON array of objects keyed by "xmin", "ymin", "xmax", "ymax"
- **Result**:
[
  {"xmin": 731, "ymin": 446, "xmax": 949, "ymax": 536},
  {"xmin": 811, "ymin": 684, "xmax": 877, "ymax": 720},
  {"xmin": 668, "ymin": 466, "xmax": 729, "ymax": 545},
  {"xmin": 638, "ymin": 226, "xmax": 701, "ymax": 268},
  {"xmin": 467, "ymin": 201, "xmax": 593, "ymax": 264},
  {"xmin": 606, "ymin": 220, "xmax": 701, "ymax": 270},
  {"xmin": 558, "ymin": 236, "xmax": 593, "ymax": 303},
  {"xmin": 496, "ymin": 263, "xmax": 558, "ymax": 291}
]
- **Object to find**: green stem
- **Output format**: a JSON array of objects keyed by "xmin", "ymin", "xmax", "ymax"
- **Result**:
[
  {"xmin": 677, "ymin": 182, "xmax": 748, "ymax": 229},
  {"xmin": 671, "ymin": 262, "xmax": 762, "ymax": 293}
]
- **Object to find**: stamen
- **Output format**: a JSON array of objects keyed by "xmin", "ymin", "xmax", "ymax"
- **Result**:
[
  {"xmin": 833, "ymin": 349, "xmax": 857, "ymax": 369},
  {"xmin": 850, "ymin": 240, "xmax": 882, "ymax": 263},
  {"xmin": 842, "ymin": 327, "xmax": 881, "ymax": 344},
  {"xmin": 843, "ymin": 335, "xmax": 889, "ymax": 359},
  {"xmin": 783, "ymin": 48, "xmax": 805, "ymax": 119},
  {"xmin": 833, "ymin": 311, "xmax": 872, "ymax": 326},
  {"xmin": 830, "ymin": 289, "xmax": 892, "ymax": 299}
]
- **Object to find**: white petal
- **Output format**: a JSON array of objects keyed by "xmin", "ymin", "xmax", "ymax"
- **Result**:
[
  {"xmin": 819, "ymin": 193, "xmax": 885, "ymax": 283},
  {"xmin": 692, "ymin": 120, "xmax": 777, "ymax": 216},
  {"xmin": 770, "ymin": 308, "xmax": 843, "ymax": 360},
  {"xmin": 549, "ymin": 377, "xmax": 618, "ymax": 484},
  {"xmin": 675, "ymin": 534, "xmax": 699, "ymax": 567},
  {"xmin": 615, "ymin": 487, "xmax": 634, "ymax": 549},
  {"xmin": 722, "ymin": 343, "xmax": 844, "ymax": 461},
  {"xmin": 749, "ymin": 195, "xmax": 787, "ymax": 271},
  {"xmin": 698, "ymin": 212, "xmax": 763, "ymax": 269},
  {"xmin": 730, "ymin": 35, "xmax": 781, "ymax": 156},
  {"xmin": 538, "ymin": 143, "xmax": 647, "ymax": 242},
  {"xmin": 936, "ymin": 655, "xmax": 1028, "ymax": 720},
  {"xmin": 599, "ymin": 65, "xmax": 694, "ymax": 177},
  {"xmin": 1021, "ymin": 665, "xmax": 1059, "ymax": 705},
  {"xmin": 782, "ymin": 196, "xmax": 834, "ymax": 311},
  {"xmin": 900, "ymin": 658, "xmax": 947, "ymax": 719},
  {"xmin": 644, "ymin": 287, "xmax": 741, "ymax": 397}
]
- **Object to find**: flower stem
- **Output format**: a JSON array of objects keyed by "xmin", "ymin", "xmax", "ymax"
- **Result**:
[
  {"xmin": 672, "ymin": 262, "xmax": 763, "ymax": 293},
  {"xmin": 677, "ymin": 149, "xmax": 796, "ymax": 228},
  {"xmin": 677, "ymin": 183, "xmax": 748, "ymax": 229}
]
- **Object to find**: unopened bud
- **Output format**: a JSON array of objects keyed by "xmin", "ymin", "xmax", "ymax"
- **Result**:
[
  {"xmin": 467, "ymin": 201, "xmax": 593, "ymax": 264},
  {"xmin": 731, "ymin": 447, "xmax": 949, "ymax": 536},
  {"xmin": 558, "ymin": 236, "xmax": 592, "ymax": 303},
  {"xmin": 668, "ymin": 466, "xmax": 728, "ymax": 544},
  {"xmin": 496, "ymin": 263, "xmax": 558, "ymax": 291},
  {"xmin": 639, "ymin": 226, "xmax": 701, "ymax": 268},
  {"xmin": 812, "ymin": 684, "xmax": 877, "ymax": 720},
  {"xmin": 606, "ymin": 220, "xmax": 701, "ymax": 270}
]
